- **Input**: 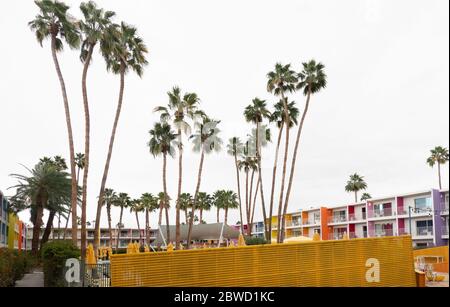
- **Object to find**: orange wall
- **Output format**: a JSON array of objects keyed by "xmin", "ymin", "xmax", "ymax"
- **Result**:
[{"xmin": 320, "ymin": 207, "xmax": 329, "ymax": 240}]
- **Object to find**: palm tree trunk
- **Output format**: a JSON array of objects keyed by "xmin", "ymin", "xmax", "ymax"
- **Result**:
[
  {"xmin": 31, "ymin": 194, "xmax": 46, "ymax": 255},
  {"xmin": 175, "ymin": 129, "xmax": 182, "ymax": 249},
  {"xmin": 187, "ymin": 149, "xmax": 205, "ymax": 249},
  {"xmin": 216, "ymin": 207, "xmax": 220, "ymax": 223},
  {"xmin": 281, "ymin": 89, "xmax": 312, "ymax": 242},
  {"xmin": 268, "ymin": 123, "xmax": 284, "ymax": 242},
  {"xmin": 107, "ymin": 204, "xmax": 112, "ymax": 248},
  {"xmin": 234, "ymin": 154, "xmax": 244, "ymax": 234},
  {"xmin": 438, "ymin": 162, "xmax": 442, "ymax": 190},
  {"xmin": 81, "ymin": 43, "xmax": 95, "ymax": 262},
  {"xmin": 250, "ymin": 178, "xmax": 260, "ymax": 229},
  {"xmin": 63, "ymin": 166, "xmax": 81, "ymax": 240},
  {"xmin": 145, "ymin": 208, "xmax": 150, "ymax": 246},
  {"xmin": 57, "ymin": 213, "xmax": 61, "ymax": 239},
  {"xmin": 245, "ymin": 170, "xmax": 251, "ymax": 235},
  {"xmin": 224, "ymin": 207, "xmax": 229, "ymax": 225},
  {"xmin": 255, "ymin": 121, "xmax": 268, "ymax": 240},
  {"xmin": 355, "ymin": 191, "xmax": 358, "ymax": 203},
  {"xmin": 163, "ymin": 152, "xmax": 170, "ymax": 243},
  {"xmin": 135, "ymin": 211, "xmax": 141, "ymax": 244},
  {"xmin": 94, "ymin": 61, "xmax": 126, "ymax": 255},
  {"xmin": 40, "ymin": 210, "xmax": 56, "ymax": 249},
  {"xmin": 158, "ymin": 205, "xmax": 163, "ymax": 227},
  {"xmin": 50, "ymin": 34, "xmax": 78, "ymax": 247},
  {"xmin": 199, "ymin": 208, "xmax": 203, "ymax": 224},
  {"xmin": 116, "ymin": 206, "xmax": 124, "ymax": 253}
]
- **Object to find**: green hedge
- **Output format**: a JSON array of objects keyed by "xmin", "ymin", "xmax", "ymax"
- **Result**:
[
  {"xmin": 244, "ymin": 236, "xmax": 267, "ymax": 245},
  {"xmin": 0, "ymin": 248, "xmax": 37, "ymax": 287},
  {"xmin": 41, "ymin": 240, "xmax": 80, "ymax": 287}
]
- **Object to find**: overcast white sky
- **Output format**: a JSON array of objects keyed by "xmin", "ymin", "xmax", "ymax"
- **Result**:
[{"xmin": 0, "ymin": 0, "xmax": 448, "ymax": 229}]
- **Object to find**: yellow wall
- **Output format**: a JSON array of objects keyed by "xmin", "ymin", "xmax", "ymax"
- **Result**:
[
  {"xmin": 110, "ymin": 236, "xmax": 416, "ymax": 287},
  {"xmin": 7, "ymin": 213, "xmax": 18, "ymax": 249}
]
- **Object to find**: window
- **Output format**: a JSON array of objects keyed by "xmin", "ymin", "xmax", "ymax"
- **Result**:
[
  {"xmin": 414, "ymin": 197, "xmax": 431, "ymax": 210},
  {"xmin": 313, "ymin": 212, "xmax": 320, "ymax": 223},
  {"xmin": 416, "ymin": 220, "xmax": 433, "ymax": 236}
]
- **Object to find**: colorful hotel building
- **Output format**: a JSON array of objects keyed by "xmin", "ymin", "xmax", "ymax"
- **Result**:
[
  {"xmin": 0, "ymin": 190, "xmax": 27, "ymax": 250},
  {"xmin": 252, "ymin": 188, "xmax": 449, "ymax": 248}
]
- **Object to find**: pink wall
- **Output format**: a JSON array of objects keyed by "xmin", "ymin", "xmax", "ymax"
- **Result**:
[{"xmin": 397, "ymin": 197, "xmax": 404, "ymax": 214}]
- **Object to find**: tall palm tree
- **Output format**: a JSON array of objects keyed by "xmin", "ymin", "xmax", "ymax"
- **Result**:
[
  {"xmin": 244, "ymin": 98, "xmax": 271, "ymax": 239},
  {"xmin": 427, "ymin": 146, "xmax": 449, "ymax": 190},
  {"xmin": 148, "ymin": 122, "xmax": 177, "ymax": 242},
  {"xmin": 78, "ymin": 1, "xmax": 115, "ymax": 257},
  {"xmin": 154, "ymin": 87, "xmax": 203, "ymax": 248},
  {"xmin": 187, "ymin": 117, "xmax": 222, "ymax": 248},
  {"xmin": 29, "ymin": 0, "xmax": 80, "ymax": 245},
  {"xmin": 237, "ymin": 157, "xmax": 258, "ymax": 235},
  {"xmin": 281, "ymin": 60, "xmax": 327, "ymax": 242},
  {"xmin": 213, "ymin": 190, "xmax": 224, "ymax": 223},
  {"xmin": 345, "ymin": 173, "xmax": 368, "ymax": 203},
  {"xmin": 268, "ymin": 99, "xmax": 299, "ymax": 241},
  {"xmin": 94, "ymin": 21, "xmax": 148, "ymax": 253},
  {"xmin": 103, "ymin": 188, "xmax": 116, "ymax": 247},
  {"xmin": 227, "ymin": 137, "xmax": 245, "ymax": 233},
  {"xmin": 155, "ymin": 192, "xmax": 171, "ymax": 244},
  {"xmin": 130, "ymin": 199, "xmax": 145, "ymax": 244},
  {"xmin": 9, "ymin": 162, "xmax": 72, "ymax": 254},
  {"xmin": 113, "ymin": 192, "xmax": 130, "ymax": 252},
  {"xmin": 266, "ymin": 63, "xmax": 298, "ymax": 242},
  {"xmin": 179, "ymin": 193, "xmax": 193, "ymax": 224},
  {"xmin": 140, "ymin": 193, "xmax": 158, "ymax": 245},
  {"xmin": 360, "ymin": 192, "xmax": 372, "ymax": 202},
  {"xmin": 222, "ymin": 191, "xmax": 239, "ymax": 225},
  {"xmin": 63, "ymin": 152, "xmax": 84, "ymax": 239},
  {"xmin": 197, "ymin": 192, "xmax": 212, "ymax": 224}
]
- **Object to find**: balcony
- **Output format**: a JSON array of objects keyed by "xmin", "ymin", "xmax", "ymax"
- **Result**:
[
  {"xmin": 374, "ymin": 229, "xmax": 395, "ymax": 237},
  {"xmin": 371, "ymin": 208, "xmax": 394, "ymax": 218},
  {"xmin": 328, "ymin": 215, "xmax": 347, "ymax": 224},
  {"xmin": 328, "ymin": 233, "xmax": 346, "ymax": 240},
  {"xmin": 349, "ymin": 231, "xmax": 367, "ymax": 239},
  {"xmin": 285, "ymin": 220, "xmax": 302, "ymax": 228},
  {"xmin": 348, "ymin": 213, "xmax": 366, "ymax": 222},
  {"xmin": 397, "ymin": 209, "xmax": 407, "ymax": 216},
  {"xmin": 398, "ymin": 228, "xmax": 409, "ymax": 235},
  {"xmin": 441, "ymin": 202, "xmax": 449, "ymax": 215},
  {"xmin": 414, "ymin": 226, "xmax": 433, "ymax": 238},
  {"xmin": 442, "ymin": 225, "xmax": 449, "ymax": 237}
]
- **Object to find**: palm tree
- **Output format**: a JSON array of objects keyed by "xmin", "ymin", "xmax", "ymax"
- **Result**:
[
  {"xmin": 187, "ymin": 117, "xmax": 222, "ymax": 248},
  {"xmin": 29, "ymin": 0, "xmax": 80, "ymax": 245},
  {"xmin": 222, "ymin": 191, "xmax": 239, "ymax": 225},
  {"xmin": 179, "ymin": 193, "xmax": 193, "ymax": 224},
  {"xmin": 154, "ymin": 87, "xmax": 203, "ymax": 248},
  {"xmin": 197, "ymin": 192, "xmax": 212, "ymax": 224},
  {"xmin": 227, "ymin": 137, "xmax": 245, "ymax": 233},
  {"xmin": 155, "ymin": 192, "xmax": 171, "ymax": 244},
  {"xmin": 63, "ymin": 152, "xmax": 84, "ymax": 239},
  {"xmin": 94, "ymin": 21, "xmax": 148, "ymax": 253},
  {"xmin": 345, "ymin": 173, "xmax": 368, "ymax": 203},
  {"xmin": 244, "ymin": 98, "xmax": 271, "ymax": 239},
  {"xmin": 427, "ymin": 146, "xmax": 449, "ymax": 190},
  {"xmin": 360, "ymin": 192, "xmax": 372, "ymax": 202},
  {"xmin": 268, "ymin": 99, "xmax": 299, "ymax": 241},
  {"xmin": 140, "ymin": 193, "xmax": 158, "ymax": 245},
  {"xmin": 78, "ymin": 1, "xmax": 115, "ymax": 257},
  {"xmin": 114, "ymin": 192, "xmax": 130, "ymax": 252},
  {"xmin": 103, "ymin": 188, "xmax": 116, "ymax": 247},
  {"xmin": 266, "ymin": 63, "xmax": 298, "ymax": 242},
  {"xmin": 130, "ymin": 199, "xmax": 145, "ymax": 245},
  {"xmin": 148, "ymin": 122, "xmax": 177, "ymax": 242},
  {"xmin": 9, "ymin": 161, "xmax": 72, "ymax": 254},
  {"xmin": 281, "ymin": 60, "xmax": 327, "ymax": 242},
  {"xmin": 237, "ymin": 157, "xmax": 258, "ymax": 235},
  {"xmin": 213, "ymin": 190, "xmax": 224, "ymax": 223}
]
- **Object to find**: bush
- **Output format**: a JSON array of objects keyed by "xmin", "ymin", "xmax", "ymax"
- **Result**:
[
  {"xmin": 0, "ymin": 248, "xmax": 37, "ymax": 287},
  {"xmin": 41, "ymin": 240, "xmax": 80, "ymax": 287},
  {"xmin": 244, "ymin": 236, "xmax": 267, "ymax": 245}
]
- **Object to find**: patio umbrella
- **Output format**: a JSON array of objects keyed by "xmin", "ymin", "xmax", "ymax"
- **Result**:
[
  {"xmin": 237, "ymin": 234, "xmax": 246, "ymax": 247},
  {"xmin": 86, "ymin": 243, "xmax": 97, "ymax": 265},
  {"xmin": 284, "ymin": 236, "xmax": 313, "ymax": 243},
  {"xmin": 342, "ymin": 232, "xmax": 349, "ymax": 240},
  {"xmin": 167, "ymin": 243, "xmax": 174, "ymax": 252},
  {"xmin": 313, "ymin": 232, "xmax": 321, "ymax": 241}
]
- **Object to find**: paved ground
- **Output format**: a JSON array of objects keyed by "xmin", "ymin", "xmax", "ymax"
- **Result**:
[{"xmin": 15, "ymin": 268, "xmax": 44, "ymax": 287}]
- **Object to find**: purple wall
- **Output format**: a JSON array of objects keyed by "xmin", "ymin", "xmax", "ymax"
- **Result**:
[{"xmin": 432, "ymin": 189, "xmax": 444, "ymax": 246}]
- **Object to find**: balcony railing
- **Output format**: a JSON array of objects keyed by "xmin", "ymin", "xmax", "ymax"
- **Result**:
[
  {"xmin": 415, "ymin": 226, "xmax": 433, "ymax": 237},
  {"xmin": 442, "ymin": 226, "xmax": 449, "ymax": 236},
  {"xmin": 397, "ymin": 209, "xmax": 407, "ymax": 215},
  {"xmin": 441, "ymin": 202, "xmax": 449, "ymax": 214},
  {"xmin": 348, "ymin": 213, "xmax": 366, "ymax": 221},
  {"xmin": 328, "ymin": 215, "xmax": 347, "ymax": 223},
  {"xmin": 328, "ymin": 233, "xmax": 346, "ymax": 240},
  {"xmin": 349, "ymin": 231, "xmax": 368, "ymax": 239},
  {"xmin": 372, "ymin": 208, "xmax": 393, "ymax": 218},
  {"xmin": 398, "ymin": 228, "xmax": 409, "ymax": 235},
  {"xmin": 374, "ymin": 228, "xmax": 395, "ymax": 237}
]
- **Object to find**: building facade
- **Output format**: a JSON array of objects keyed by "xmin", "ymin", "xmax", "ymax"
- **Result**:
[
  {"xmin": 0, "ymin": 190, "xmax": 27, "ymax": 250},
  {"xmin": 253, "ymin": 188, "xmax": 449, "ymax": 248}
]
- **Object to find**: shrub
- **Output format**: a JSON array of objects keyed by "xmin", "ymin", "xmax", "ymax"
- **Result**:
[
  {"xmin": 0, "ymin": 248, "xmax": 37, "ymax": 287},
  {"xmin": 244, "ymin": 236, "xmax": 267, "ymax": 245},
  {"xmin": 41, "ymin": 240, "xmax": 80, "ymax": 287}
]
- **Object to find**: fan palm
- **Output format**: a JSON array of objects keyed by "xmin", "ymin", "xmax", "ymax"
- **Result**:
[
  {"xmin": 237, "ymin": 156, "xmax": 258, "ymax": 235},
  {"xmin": 140, "ymin": 193, "xmax": 158, "ymax": 245},
  {"xmin": 102, "ymin": 188, "xmax": 116, "ymax": 247},
  {"xmin": 29, "ymin": 0, "xmax": 80, "ymax": 245},
  {"xmin": 197, "ymin": 192, "xmax": 212, "ymax": 224},
  {"xmin": 227, "ymin": 137, "xmax": 245, "ymax": 233},
  {"xmin": 154, "ymin": 86, "xmax": 203, "ymax": 248},
  {"xmin": 281, "ymin": 60, "xmax": 327, "ymax": 242},
  {"xmin": 179, "ymin": 193, "xmax": 193, "ymax": 224},
  {"xmin": 63, "ymin": 152, "xmax": 84, "ymax": 239},
  {"xmin": 113, "ymin": 192, "xmax": 130, "ymax": 252},
  {"xmin": 360, "ymin": 192, "xmax": 372, "ymax": 202},
  {"xmin": 148, "ymin": 122, "xmax": 177, "ymax": 242},
  {"xmin": 187, "ymin": 117, "xmax": 222, "ymax": 248},
  {"xmin": 427, "ymin": 146, "xmax": 449, "ymax": 190},
  {"xmin": 130, "ymin": 199, "xmax": 145, "ymax": 244},
  {"xmin": 156, "ymin": 192, "xmax": 171, "ymax": 243},
  {"xmin": 345, "ymin": 173, "xmax": 368, "ymax": 203},
  {"xmin": 95, "ymin": 21, "xmax": 148, "ymax": 252}
]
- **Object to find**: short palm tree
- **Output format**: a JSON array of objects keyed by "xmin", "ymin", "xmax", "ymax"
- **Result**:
[
  {"xmin": 103, "ymin": 188, "xmax": 116, "ymax": 247},
  {"xmin": 187, "ymin": 117, "xmax": 222, "ymax": 248},
  {"xmin": 345, "ymin": 173, "xmax": 368, "ymax": 203},
  {"xmin": 130, "ymin": 199, "xmax": 145, "ymax": 244},
  {"xmin": 281, "ymin": 60, "xmax": 327, "ymax": 242},
  {"xmin": 156, "ymin": 192, "xmax": 171, "ymax": 243},
  {"xmin": 197, "ymin": 192, "xmax": 212, "ymax": 224},
  {"xmin": 227, "ymin": 137, "xmax": 245, "ymax": 233},
  {"xmin": 154, "ymin": 87, "xmax": 203, "ymax": 248},
  {"xmin": 114, "ymin": 192, "xmax": 130, "ymax": 252},
  {"xmin": 140, "ymin": 193, "xmax": 158, "ymax": 245},
  {"xmin": 267, "ymin": 63, "xmax": 298, "ymax": 243},
  {"xmin": 237, "ymin": 156, "xmax": 258, "ymax": 235},
  {"xmin": 148, "ymin": 122, "xmax": 177, "ymax": 242},
  {"xmin": 244, "ymin": 98, "xmax": 271, "ymax": 239},
  {"xmin": 427, "ymin": 146, "xmax": 449, "ymax": 190},
  {"xmin": 29, "ymin": 0, "xmax": 80, "ymax": 245},
  {"xmin": 95, "ymin": 21, "xmax": 148, "ymax": 253},
  {"xmin": 78, "ymin": 0, "xmax": 115, "ymax": 256},
  {"xmin": 179, "ymin": 193, "xmax": 193, "ymax": 224},
  {"xmin": 360, "ymin": 192, "xmax": 372, "ymax": 202},
  {"xmin": 213, "ymin": 190, "xmax": 224, "ymax": 223}
]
